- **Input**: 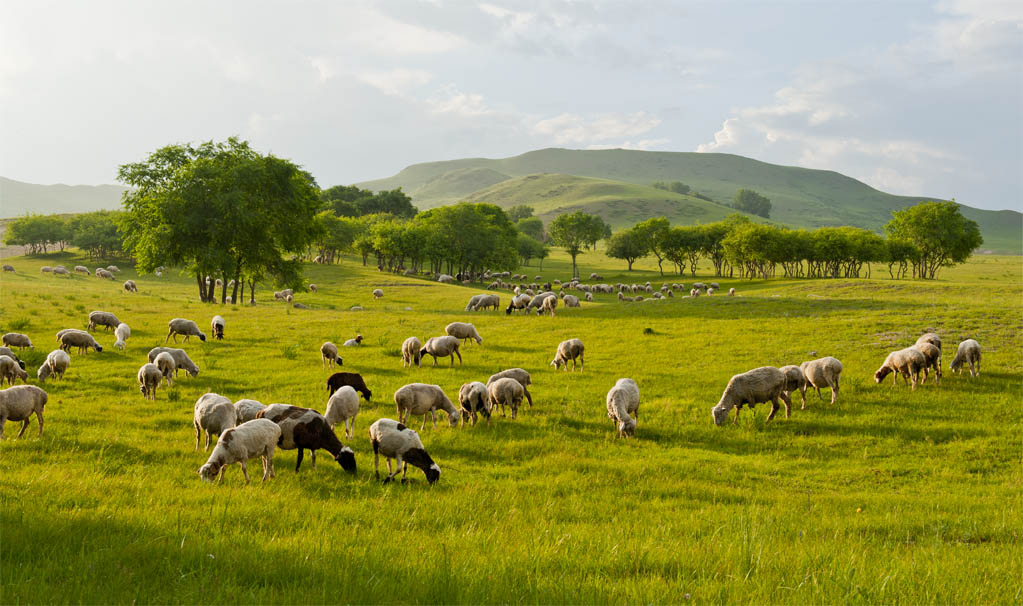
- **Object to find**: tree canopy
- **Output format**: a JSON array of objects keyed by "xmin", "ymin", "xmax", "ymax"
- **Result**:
[
  {"xmin": 733, "ymin": 188, "xmax": 772, "ymax": 218},
  {"xmin": 884, "ymin": 201, "xmax": 982, "ymax": 279},
  {"xmin": 548, "ymin": 211, "xmax": 606, "ymax": 278},
  {"xmin": 320, "ymin": 185, "xmax": 417, "ymax": 218},
  {"xmin": 605, "ymin": 228, "xmax": 647, "ymax": 270},
  {"xmin": 507, "ymin": 205, "xmax": 535, "ymax": 221}
]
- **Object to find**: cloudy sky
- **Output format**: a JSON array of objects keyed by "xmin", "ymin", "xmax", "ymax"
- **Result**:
[{"xmin": 2, "ymin": 0, "xmax": 1020, "ymax": 210}]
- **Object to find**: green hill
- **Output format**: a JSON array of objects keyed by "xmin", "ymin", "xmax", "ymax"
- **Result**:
[
  {"xmin": 357, "ymin": 148, "xmax": 1021, "ymax": 253},
  {"xmin": 411, "ymin": 167, "xmax": 511, "ymax": 206},
  {"xmin": 0, "ymin": 177, "xmax": 128, "ymax": 218}
]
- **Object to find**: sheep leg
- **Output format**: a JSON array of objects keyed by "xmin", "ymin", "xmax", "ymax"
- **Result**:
[
  {"xmin": 579, "ymin": 354, "xmax": 584, "ymax": 372},
  {"xmin": 400, "ymin": 459, "xmax": 409, "ymax": 484},
  {"xmin": 165, "ymin": 329, "xmax": 173, "ymax": 343},
  {"xmin": 779, "ymin": 391, "xmax": 792, "ymax": 418},
  {"xmin": 18, "ymin": 418, "xmax": 31, "ymax": 438},
  {"xmin": 217, "ymin": 466, "xmax": 226, "ymax": 483},
  {"xmin": 421, "ymin": 413, "xmax": 428, "ymax": 431},
  {"xmin": 311, "ymin": 450, "xmax": 316, "ymax": 468},
  {"xmin": 431, "ymin": 410, "xmax": 437, "ymax": 429},
  {"xmin": 373, "ymin": 441, "xmax": 381, "ymax": 480},
  {"xmin": 205, "ymin": 432, "xmax": 212, "ymax": 451},
  {"xmin": 732, "ymin": 406, "xmax": 741, "ymax": 424},
  {"xmin": 194, "ymin": 423, "xmax": 201, "ymax": 450},
  {"xmin": 295, "ymin": 448, "xmax": 304, "ymax": 472},
  {"xmin": 766, "ymin": 398, "xmax": 780, "ymax": 421},
  {"xmin": 830, "ymin": 377, "xmax": 839, "ymax": 404},
  {"xmin": 524, "ymin": 387, "xmax": 533, "ymax": 407},
  {"xmin": 240, "ymin": 461, "xmax": 251, "ymax": 483},
  {"xmin": 345, "ymin": 419, "xmax": 352, "ymax": 441}
]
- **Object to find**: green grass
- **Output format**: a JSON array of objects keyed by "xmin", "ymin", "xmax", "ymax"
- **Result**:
[{"xmin": 1, "ymin": 249, "xmax": 1021, "ymax": 604}]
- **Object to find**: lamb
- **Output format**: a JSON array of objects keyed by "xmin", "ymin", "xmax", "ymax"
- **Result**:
[
  {"xmin": 137, "ymin": 363, "xmax": 162, "ymax": 400},
  {"xmin": 113, "ymin": 323, "xmax": 130, "ymax": 351},
  {"xmin": 562, "ymin": 294, "xmax": 581, "ymax": 308},
  {"xmin": 457, "ymin": 382, "xmax": 491, "ymax": 426},
  {"xmin": 123, "ymin": 280, "xmax": 138, "ymax": 292},
  {"xmin": 915, "ymin": 332, "xmax": 942, "ymax": 352},
  {"xmin": 321, "ymin": 342, "xmax": 340, "ymax": 368},
  {"xmin": 343, "ymin": 334, "xmax": 363, "ymax": 347},
  {"xmin": 373, "ymin": 288, "xmax": 384, "ymax": 299},
  {"xmin": 154, "ymin": 352, "xmax": 177, "ymax": 385},
  {"xmin": 419, "ymin": 336, "xmax": 462, "ymax": 366},
  {"xmin": 394, "ymin": 383, "xmax": 461, "ymax": 429},
  {"xmin": 166, "ymin": 318, "xmax": 206, "ymax": 343},
  {"xmin": 0, "ymin": 385, "xmax": 47, "ymax": 439},
  {"xmin": 369, "ymin": 418, "xmax": 441, "ymax": 484},
  {"xmin": 797, "ymin": 357, "xmax": 843, "ymax": 406},
  {"xmin": 0, "ymin": 355, "xmax": 29, "ymax": 386},
  {"xmin": 874, "ymin": 347, "xmax": 926, "ymax": 390},
  {"xmin": 257, "ymin": 404, "xmax": 356, "ymax": 473},
  {"xmin": 606, "ymin": 378, "xmax": 640, "ymax": 438},
  {"xmin": 488, "ymin": 377, "xmax": 525, "ymax": 419},
  {"xmin": 2, "ymin": 333, "xmax": 33, "ymax": 350},
  {"xmin": 74, "ymin": 265, "xmax": 90, "ymax": 275},
  {"xmin": 778, "ymin": 365, "xmax": 808, "ymax": 407},
  {"xmin": 537, "ymin": 295, "xmax": 558, "ymax": 316},
  {"xmin": 325, "ymin": 385, "xmax": 360, "ymax": 439},
  {"xmin": 487, "ymin": 368, "xmax": 534, "ymax": 407},
  {"xmin": 193, "ymin": 393, "xmax": 237, "ymax": 451},
  {"xmin": 912, "ymin": 342, "xmax": 942, "ymax": 384},
  {"xmin": 37, "ymin": 350, "xmax": 70, "ymax": 382},
  {"xmin": 711, "ymin": 366, "xmax": 792, "ymax": 425},
  {"xmin": 401, "ymin": 337, "xmax": 422, "ymax": 368},
  {"xmin": 146, "ymin": 347, "xmax": 199, "ymax": 377},
  {"xmin": 950, "ymin": 339, "xmax": 982, "ymax": 377},
  {"xmin": 198, "ymin": 419, "xmax": 282, "ymax": 483},
  {"xmin": 234, "ymin": 399, "xmax": 267, "ymax": 423},
  {"xmin": 59, "ymin": 330, "xmax": 102, "ymax": 354},
  {"xmin": 326, "ymin": 372, "xmax": 373, "ymax": 401},
  {"xmin": 211, "ymin": 315, "xmax": 225, "ymax": 340},
  {"xmin": 87, "ymin": 311, "xmax": 120, "ymax": 332},
  {"xmin": 550, "ymin": 339, "xmax": 585, "ymax": 371},
  {"xmin": 444, "ymin": 322, "xmax": 483, "ymax": 345}
]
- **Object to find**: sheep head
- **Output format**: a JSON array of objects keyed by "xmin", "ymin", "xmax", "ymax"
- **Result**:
[
  {"xmin": 334, "ymin": 446, "xmax": 357, "ymax": 474},
  {"xmin": 198, "ymin": 462, "xmax": 222, "ymax": 482},
  {"xmin": 873, "ymin": 366, "xmax": 892, "ymax": 383},
  {"xmin": 711, "ymin": 405, "xmax": 730, "ymax": 426}
]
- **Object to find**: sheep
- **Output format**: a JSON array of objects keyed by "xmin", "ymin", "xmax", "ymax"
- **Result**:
[
  {"xmin": 796, "ymin": 356, "xmax": 842, "ymax": 406},
  {"xmin": 198, "ymin": 419, "xmax": 282, "ymax": 483},
  {"xmin": 193, "ymin": 393, "xmax": 237, "ymax": 451},
  {"xmin": 0, "ymin": 347, "xmax": 25, "ymax": 370},
  {"xmin": 912, "ymin": 342, "xmax": 942, "ymax": 384},
  {"xmin": 606, "ymin": 378, "xmax": 640, "ymax": 438},
  {"xmin": 488, "ymin": 377, "xmax": 525, "ymax": 419},
  {"xmin": 0, "ymin": 385, "xmax": 47, "ymax": 439},
  {"xmin": 778, "ymin": 365, "xmax": 808, "ymax": 406},
  {"xmin": 343, "ymin": 334, "xmax": 363, "ymax": 347},
  {"xmin": 950, "ymin": 339, "xmax": 982, "ymax": 377},
  {"xmin": 874, "ymin": 347, "xmax": 926, "ymax": 390},
  {"xmin": 562, "ymin": 294, "xmax": 581, "ymax": 308},
  {"xmin": 394, "ymin": 383, "xmax": 460, "ymax": 429},
  {"xmin": 465, "ymin": 294, "xmax": 484, "ymax": 311},
  {"xmin": 74, "ymin": 265, "xmax": 90, "ymax": 275},
  {"xmin": 326, "ymin": 372, "xmax": 373, "ymax": 401},
  {"xmin": 550, "ymin": 339, "xmax": 585, "ymax": 371},
  {"xmin": 437, "ymin": 274, "xmax": 455, "ymax": 284},
  {"xmin": 445, "ymin": 322, "xmax": 483, "ymax": 345},
  {"xmin": 87, "ymin": 311, "xmax": 120, "ymax": 332},
  {"xmin": 309, "ymin": 283, "xmax": 317, "ymax": 292},
  {"xmin": 527, "ymin": 292, "xmax": 557, "ymax": 312},
  {"xmin": 59, "ymin": 330, "xmax": 102, "ymax": 354},
  {"xmin": 690, "ymin": 288, "xmax": 700, "ymax": 298},
  {"xmin": 915, "ymin": 332, "xmax": 942, "ymax": 352},
  {"xmin": 234, "ymin": 399, "xmax": 267, "ymax": 423},
  {"xmin": 707, "ymin": 288, "xmax": 716, "ymax": 295},
  {"xmin": 53, "ymin": 266, "xmax": 70, "ymax": 277},
  {"xmin": 321, "ymin": 342, "xmax": 340, "ymax": 369},
  {"xmin": 40, "ymin": 266, "xmax": 53, "ymax": 273},
  {"xmin": 146, "ymin": 347, "xmax": 199, "ymax": 377},
  {"xmin": 106, "ymin": 265, "xmax": 121, "ymax": 273},
  {"xmin": 2, "ymin": 333, "xmax": 33, "ymax": 350},
  {"xmin": 0, "ymin": 355, "xmax": 29, "ymax": 386},
  {"xmin": 123, "ymin": 280, "xmax": 138, "ymax": 292},
  {"xmin": 373, "ymin": 288, "xmax": 384, "ymax": 299},
  {"xmin": 401, "ymin": 337, "xmax": 422, "ymax": 368},
  {"xmin": 166, "ymin": 318, "xmax": 206, "ymax": 343},
  {"xmin": 585, "ymin": 292, "xmax": 593, "ymax": 302},
  {"xmin": 728, "ymin": 288, "xmax": 736, "ymax": 296},
  {"xmin": 419, "ymin": 336, "xmax": 462, "ymax": 366},
  {"xmin": 711, "ymin": 366, "xmax": 792, "ymax": 425},
  {"xmin": 95, "ymin": 268, "xmax": 114, "ymax": 279},
  {"xmin": 369, "ymin": 418, "xmax": 440, "ymax": 484},
  {"xmin": 618, "ymin": 292, "xmax": 634, "ymax": 302},
  {"xmin": 2, "ymin": 264, "xmax": 14, "ymax": 272},
  {"xmin": 325, "ymin": 385, "xmax": 360, "ymax": 439},
  {"xmin": 537, "ymin": 295, "xmax": 558, "ymax": 316},
  {"xmin": 505, "ymin": 293, "xmax": 532, "ymax": 314},
  {"xmin": 37, "ymin": 350, "xmax": 70, "ymax": 382},
  {"xmin": 112, "ymin": 323, "xmax": 130, "ymax": 351},
  {"xmin": 211, "ymin": 315, "xmax": 225, "ymax": 340},
  {"xmin": 487, "ymin": 368, "xmax": 534, "ymax": 407},
  {"xmin": 257, "ymin": 404, "xmax": 356, "ymax": 473},
  {"xmin": 154, "ymin": 352, "xmax": 177, "ymax": 385},
  {"xmin": 137, "ymin": 363, "xmax": 162, "ymax": 400},
  {"xmin": 457, "ymin": 382, "xmax": 491, "ymax": 426}
]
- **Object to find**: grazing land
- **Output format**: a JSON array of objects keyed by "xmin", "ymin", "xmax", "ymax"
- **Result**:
[{"xmin": 0, "ymin": 250, "xmax": 1020, "ymax": 604}]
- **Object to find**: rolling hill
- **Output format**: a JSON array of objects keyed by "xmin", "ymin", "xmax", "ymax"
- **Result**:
[{"xmin": 0, "ymin": 177, "xmax": 128, "ymax": 218}]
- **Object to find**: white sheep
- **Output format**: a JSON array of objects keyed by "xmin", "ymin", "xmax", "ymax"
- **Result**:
[
  {"xmin": 309, "ymin": 284, "xmax": 317, "ymax": 292},
  {"xmin": 915, "ymin": 332, "xmax": 942, "ymax": 352},
  {"xmin": 37, "ymin": 350, "xmax": 70, "ymax": 382},
  {"xmin": 137, "ymin": 363, "xmax": 162, "ymax": 400},
  {"xmin": 59, "ymin": 330, "xmax": 103, "ymax": 354},
  {"xmin": 234, "ymin": 399, "xmax": 267, "ymax": 423},
  {"xmin": 146, "ymin": 347, "xmax": 199, "ymax": 377},
  {"xmin": 419, "ymin": 336, "xmax": 462, "ymax": 366},
  {"xmin": 444, "ymin": 322, "xmax": 483, "ymax": 345},
  {"xmin": 550, "ymin": 339, "xmax": 584, "ymax": 371},
  {"xmin": 778, "ymin": 365, "xmax": 808, "ymax": 407},
  {"xmin": 74, "ymin": 265, "xmax": 90, "ymax": 275},
  {"xmin": 711, "ymin": 366, "xmax": 792, "ymax": 425},
  {"xmin": 343, "ymin": 335, "xmax": 363, "ymax": 347},
  {"xmin": 211, "ymin": 315, "xmax": 225, "ymax": 340},
  {"xmin": 154, "ymin": 352, "xmax": 177, "ymax": 385},
  {"xmin": 2, "ymin": 333, "xmax": 33, "ymax": 350},
  {"xmin": 950, "ymin": 339, "xmax": 982, "ymax": 377},
  {"xmin": 95, "ymin": 268, "xmax": 114, "ymax": 279},
  {"xmin": 799, "ymin": 356, "xmax": 843, "ymax": 406},
  {"xmin": 88, "ymin": 311, "xmax": 120, "ymax": 332},
  {"xmin": 53, "ymin": 266, "xmax": 70, "ymax": 277},
  {"xmin": 123, "ymin": 280, "xmax": 138, "ymax": 292},
  {"xmin": 166, "ymin": 318, "xmax": 206, "ymax": 343},
  {"xmin": 113, "ymin": 323, "xmax": 130, "ymax": 351},
  {"xmin": 728, "ymin": 288, "xmax": 736, "ymax": 296},
  {"xmin": 562, "ymin": 294, "xmax": 581, "ymax": 308},
  {"xmin": 373, "ymin": 288, "xmax": 384, "ymax": 299},
  {"xmin": 487, "ymin": 368, "xmax": 533, "ymax": 407},
  {"xmin": 321, "ymin": 342, "xmax": 340, "ymax": 369},
  {"xmin": 106, "ymin": 265, "xmax": 120, "ymax": 273},
  {"xmin": 325, "ymin": 386, "xmax": 360, "ymax": 439},
  {"xmin": 537, "ymin": 295, "xmax": 558, "ymax": 316},
  {"xmin": 606, "ymin": 378, "xmax": 640, "ymax": 438},
  {"xmin": 457, "ymin": 382, "xmax": 491, "ymax": 426},
  {"xmin": 394, "ymin": 383, "xmax": 460, "ymax": 429},
  {"xmin": 369, "ymin": 418, "xmax": 441, "ymax": 484},
  {"xmin": 437, "ymin": 274, "xmax": 455, "ymax": 284},
  {"xmin": 193, "ymin": 393, "xmax": 237, "ymax": 451},
  {"xmin": 0, "ymin": 355, "xmax": 29, "ymax": 386},
  {"xmin": 911, "ymin": 342, "xmax": 942, "ymax": 384},
  {"xmin": 0, "ymin": 385, "xmax": 47, "ymax": 439},
  {"xmin": 198, "ymin": 419, "xmax": 282, "ymax": 483},
  {"xmin": 401, "ymin": 337, "xmax": 422, "ymax": 368},
  {"xmin": 488, "ymin": 377, "xmax": 525, "ymax": 419},
  {"xmin": 874, "ymin": 348, "xmax": 926, "ymax": 390}
]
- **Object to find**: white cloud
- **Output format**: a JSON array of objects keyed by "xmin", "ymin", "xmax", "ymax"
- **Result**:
[
  {"xmin": 348, "ymin": 10, "xmax": 468, "ymax": 55},
  {"xmin": 426, "ymin": 85, "xmax": 493, "ymax": 117},
  {"xmin": 356, "ymin": 68, "xmax": 433, "ymax": 97},
  {"xmin": 531, "ymin": 112, "xmax": 661, "ymax": 145},
  {"xmin": 586, "ymin": 138, "xmax": 670, "ymax": 151}
]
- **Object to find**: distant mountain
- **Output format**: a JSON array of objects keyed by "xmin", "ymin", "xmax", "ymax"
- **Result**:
[
  {"xmin": 1, "ymin": 177, "xmax": 127, "ymax": 217},
  {"xmin": 357, "ymin": 148, "xmax": 1021, "ymax": 254}
]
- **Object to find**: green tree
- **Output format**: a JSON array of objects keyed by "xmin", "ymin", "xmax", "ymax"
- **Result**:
[
  {"xmin": 652, "ymin": 181, "xmax": 691, "ymax": 195},
  {"xmin": 3, "ymin": 214, "xmax": 69, "ymax": 254},
  {"xmin": 516, "ymin": 233, "xmax": 545, "ymax": 266},
  {"xmin": 548, "ymin": 211, "xmax": 605, "ymax": 278},
  {"xmin": 68, "ymin": 211, "xmax": 124, "ymax": 259},
  {"xmin": 605, "ymin": 228, "xmax": 647, "ymax": 270},
  {"xmin": 508, "ymin": 205, "xmax": 534, "ymax": 221},
  {"xmin": 516, "ymin": 216, "xmax": 545, "ymax": 241},
  {"xmin": 884, "ymin": 201, "xmax": 982, "ymax": 279},
  {"xmin": 733, "ymin": 188, "xmax": 772, "ymax": 218},
  {"xmin": 313, "ymin": 212, "xmax": 359, "ymax": 264},
  {"xmin": 321, "ymin": 185, "xmax": 417, "ymax": 218},
  {"xmin": 634, "ymin": 217, "xmax": 670, "ymax": 275}
]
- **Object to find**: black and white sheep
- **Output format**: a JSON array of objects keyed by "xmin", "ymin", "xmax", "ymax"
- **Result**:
[
  {"xmin": 487, "ymin": 368, "xmax": 533, "ymax": 407},
  {"xmin": 420, "ymin": 336, "xmax": 463, "ymax": 366},
  {"xmin": 2, "ymin": 264, "xmax": 14, "ymax": 273},
  {"xmin": 137, "ymin": 363, "xmax": 161, "ymax": 400},
  {"xmin": 321, "ymin": 342, "xmax": 340, "ymax": 369},
  {"xmin": 2, "ymin": 333, "xmax": 33, "ymax": 350},
  {"xmin": 711, "ymin": 366, "xmax": 792, "ymax": 425},
  {"xmin": 193, "ymin": 393, "xmax": 237, "ymax": 451},
  {"xmin": 166, "ymin": 318, "xmax": 206, "ymax": 343},
  {"xmin": 401, "ymin": 337, "xmax": 422, "ymax": 368},
  {"xmin": 326, "ymin": 372, "xmax": 372, "ymax": 401},
  {"xmin": 198, "ymin": 419, "xmax": 282, "ymax": 484},
  {"xmin": 606, "ymin": 378, "xmax": 640, "ymax": 438},
  {"xmin": 0, "ymin": 385, "xmax": 47, "ymax": 439},
  {"xmin": 798, "ymin": 356, "xmax": 843, "ymax": 406},
  {"xmin": 369, "ymin": 418, "xmax": 440, "ymax": 484},
  {"xmin": 394, "ymin": 383, "xmax": 460, "ymax": 429},
  {"xmin": 445, "ymin": 322, "xmax": 482, "ymax": 345},
  {"xmin": 505, "ymin": 293, "xmax": 532, "ymax": 314},
  {"xmin": 457, "ymin": 382, "xmax": 491, "ymax": 426},
  {"xmin": 550, "ymin": 339, "xmax": 585, "ymax": 371},
  {"xmin": 257, "ymin": 404, "xmax": 357, "ymax": 473},
  {"xmin": 950, "ymin": 339, "xmax": 982, "ymax": 377},
  {"xmin": 146, "ymin": 347, "xmax": 199, "ymax": 377},
  {"xmin": 211, "ymin": 315, "xmax": 225, "ymax": 340},
  {"xmin": 87, "ymin": 311, "xmax": 120, "ymax": 332},
  {"xmin": 874, "ymin": 347, "xmax": 926, "ymax": 390},
  {"xmin": 325, "ymin": 386, "xmax": 360, "ymax": 439}
]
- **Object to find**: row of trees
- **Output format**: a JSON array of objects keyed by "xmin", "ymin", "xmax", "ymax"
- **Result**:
[{"xmin": 4, "ymin": 210, "xmax": 125, "ymax": 258}]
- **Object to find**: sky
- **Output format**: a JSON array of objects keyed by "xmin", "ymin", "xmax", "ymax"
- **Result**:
[{"xmin": 1, "ymin": 0, "xmax": 1020, "ymax": 211}]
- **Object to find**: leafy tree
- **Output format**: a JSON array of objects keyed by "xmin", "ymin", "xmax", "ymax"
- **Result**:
[
  {"xmin": 313, "ymin": 212, "xmax": 359, "ymax": 264},
  {"xmin": 884, "ymin": 201, "xmax": 982, "ymax": 279},
  {"xmin": 634, "ymin": 217, "xmax": 670, "ymax": 275},
  {"xmin": 548, "ymin": 211, "xmax": 606, "ymax": 278},
  {"xmin": 68, "ymin": 211, "xmax": 124, "ymax": 259},
  {"xmin": 661, "ymin": 226, "xmax": 704, "ymax": 276},
  {"xmin": 733, "ymin": 188, "xmax": 772, "ymax": 218},
  {"xmin": 516, "ymin": 216, "xmax": 545, "ymax": 242},
  {"xmin": 883, "ymin": 239, "xmax": 918, "ymax": 279},
  {"xmin": 516, "ymin": 233, "xmax": 546, "ymax": 266},
  {"xmin": 605, "ymin": 228, "xmax": 647, "ymax": 270},
  {"xmin": 652, "ymin": 181, "xmax": 691, "ymax": 195},
  {"xmin": 508, "ymin": 205, "xmax": 534, "ymax": 221},
  {"xmin": 3, "ymin": 214, "xmax": 69, "ymax": 253},
  {"xmin": 321, "ymin": 185, "xmax": 417, "ymax": 219}
]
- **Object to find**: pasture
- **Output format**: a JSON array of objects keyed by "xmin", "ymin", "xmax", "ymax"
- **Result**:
[{"xmin": 1, "ymin": 250, "xmax": 1020, "ymax": 604}]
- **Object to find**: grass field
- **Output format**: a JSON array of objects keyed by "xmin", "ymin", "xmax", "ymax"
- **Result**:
[{"xmin": 1, "ymin": 249, "xmax": 1021, "ymax": 604}]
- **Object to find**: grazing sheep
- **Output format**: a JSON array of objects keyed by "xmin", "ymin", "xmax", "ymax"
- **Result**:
[
  {"xmin": 874, "ymin": 348, "xmax": 926, "ymax": 390},
  {"xmin": 444, "ymin": 322, "xmax": 483, "ymax": 345},
  {"xmin": 527, "ymin": 292, "xmax": 557, "ymax": 312},
  {"xmin": 798, "ymin": 357, "xmax": 843, "ymax": 406},
  {"xmin": 95, "ymin": 268, "xmax": 114, "ymax": 279},
  {"xmin": 585, "ymin": 292, "xmax": 593, "ymax": 302},
  {"xmin": 198, "ymin": 419, "xmax": 282, "ymax": 483},
  {"xmin": 2, "ymin": 333, "xmax": 33, "ymax": 350},
  {"xmin": 466, "ymin": 294, "xmax": 499, "ymax": 311},
  {"xmin": 154, "ymin": 352, "xmax": 177, "ymax": 385},
  {"xmin": 321, "ymin": 342, "xmax": 340, "ymax": 369},
  {"xmin": 437, "ymin": 274, "xmax": 455, "ymax": 284},
  {"xmin": 373, "ymin": 288, "xmax": 384, "ymax": 299},
  {"xmin": 505, "ymin": 293, "xmax": 532, "ymax": 314},
  {"xmin": 401, "ymin": 337, "xmax": 422, "ymax": 368},
  {"xmin": 915, "ymin": 332, "xmax": 942, "ymax": 352},
  {"xmin": 59, "ymin": 330, "xmax": 102, "ymax": 354},
  {"xmin": 728, "ymin": 288, "xmax": 736, "ymax": 296},
  {"xmin": 457, "ymin": 382, "xmax": 491, "ymax": 426},
  {"xmin": 487, "ymin": 368, "xmax": 533, "ymax": 407},
  {"xmin": 211, "ymin": 315, "xmax": 225, "ymax": 340},
  {"xmin": 113, "ymin": 323, "xmax": 130, "ymax": 351},
  {"xmin": 0, "ymin": 385, "xmax": 47, "ymax": 439},
  {"xmin": 74, "ymin": 265, "xmax": 90, "ymax": 275},
  {"xmin": 326, "ymin": 372, "xmax": 373, "ymax": 402},
  {"xmin": 488, "ymin": 377, "xmax": 525, "ymax": 419},
  {"xmin": 369, "ymin": 418, "xmax": 440, "ymax": 484},
  {"xmin": 912, "ymin": 342, "xmax": 942, "ymax": 384},
  {"xmin": 950, "ymin": 339, "xmax": 982, "ymax": 377},
  {"xmin": 0, "ymin": 355, "xmax": 29, "ymax": 386},
  {"xmin": 394, "ymin": 383, "xmax": 460, "ymax": 429},
  {"xmin": 309, "ymin": 283, "xmax": 317, "ymax": 292},
  {"xmin": 537, "ymin": 295, "xmax": 558, "ymax": 316},
  {"xmin": 193, "ymin": 393, "xmax": 237, "ymax": 451},
  {"xmin": 137, "ymin": 363, "xmax": 162, "ymax": 400},
  {"xmin": 53, "ymin": 266, "xmax": 70, "ymax": 277},
  {"xmin": 37, "ymin": 350, "xmax": 70, "ymax": 382},
  {"xmin": 343, "ymin": 334, "xmax": 363, "ymax": 347},
  {"xmin": 562, "ymin": 294, "xmax": 580, "ymax": 308},
  {"xmin": 123, "ymin": 280, "xmax": 138, "ymax": 292},
  {"xmin": 87, "ymin": 311, "xmax": 120, "ymax": 332},
  {"xmin": 778, "ymin": 365, "xmax": 808, "ymax": 406},
  {"xmin": 166, "ymin": 318, "xmax": 206, "ymax": 343},
  {"xmin": 606, "ymin": 378, "xmax": 640, "ymax": 438},
  {"xmin": 41, "ymin": 266, "xmax": 53, "ymax": 273},
  {"xmin": 0, "ymin": 347, "xmax": 24, "ymax": 369},
  {"xmin": 146, "ymin": 347, "xmax": 199, "ymax": 377},
  {"xmin": 233, "ymin": 399, "xmax": 267, "ymax": 423},
  {"xmin": 420, "ymin": 336, "xmax": 462, "ymax": 366},
  {"xmin": 106, "ymin": 265, "xmax": 120, "ymax": 273},
  {"xmin": 550, "ymin": 339, "xmax": 585, "ymax": 371},
  {"xmin": 711, "ymin": 366, "xmax": 792, "ymax": 425},
  {"xmin": 325, "ymin": 386, "xmax": 360, "ymax": 439},
  {"xmin": 257, "ymin": 404, "xmax": 357, "ymax": 473},
  {"xmin": 2, "ymin": 265, "xmax": 14, "ymax": 273}
]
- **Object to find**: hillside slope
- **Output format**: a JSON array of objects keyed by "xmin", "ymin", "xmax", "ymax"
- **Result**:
[{"xmin": 1, "ymin": 177, "xmax": 127, "ymax": 218}]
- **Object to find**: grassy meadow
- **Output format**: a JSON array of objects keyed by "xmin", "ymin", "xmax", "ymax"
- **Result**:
[{"xmin": 0, "ymin": 248, "xmax": 1021, "ymax": 604}]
